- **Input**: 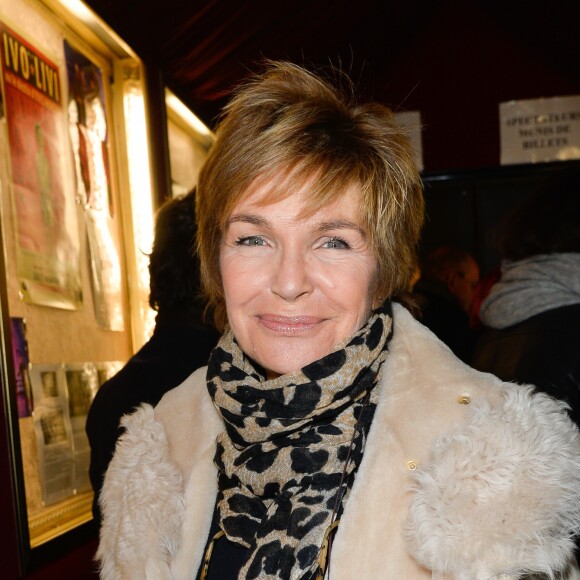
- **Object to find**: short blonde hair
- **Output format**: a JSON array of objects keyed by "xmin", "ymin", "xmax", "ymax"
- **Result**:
[{"xmin": 196, "ymin": 61, "xmax": 424, "ymax": 329}]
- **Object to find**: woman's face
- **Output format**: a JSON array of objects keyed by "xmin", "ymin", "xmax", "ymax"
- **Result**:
[{"xmin": 220, "ymin": 180, "xmax": 377, "ymax": 378}]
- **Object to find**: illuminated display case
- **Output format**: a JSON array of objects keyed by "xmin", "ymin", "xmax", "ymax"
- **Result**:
[{"xmin": 0, "ymin": 0, "xmax": 211, "ymax": 575}]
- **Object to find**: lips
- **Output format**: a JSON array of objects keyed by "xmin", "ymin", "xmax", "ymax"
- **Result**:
[{"xmin": 257, "ymin": 314, "xmax": 323, "ymax": 334}]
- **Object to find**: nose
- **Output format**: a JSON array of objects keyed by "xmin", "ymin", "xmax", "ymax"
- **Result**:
[{"xmin": 270, "ymin": 246, "xmax": 313, "ymax": 301}]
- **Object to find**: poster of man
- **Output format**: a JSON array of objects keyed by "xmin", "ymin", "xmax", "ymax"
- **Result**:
[
  {"xmin": 65, "ymin": 41, "xmax": 124, "ymax": 330},
  {"xmin": 64, "ymin": 41, "xmax": 111, "ymax": 214},
  {"xmin": 0, "ymin": 22, "xmax": 82, "ymax": 309}
]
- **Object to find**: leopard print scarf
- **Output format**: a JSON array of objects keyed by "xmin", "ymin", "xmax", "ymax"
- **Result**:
[{"xmin": 206, "ymin": 301, "xmax": 393, "ymax": 580}]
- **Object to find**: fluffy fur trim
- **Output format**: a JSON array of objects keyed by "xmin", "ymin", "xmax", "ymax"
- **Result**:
[
  {"xmin": 406, "ymin": 383, "xmax": 580, "ymax": 579},
  {"xmin": 97, "ymin": 404, "xmax": 185, "ymax": 580}
]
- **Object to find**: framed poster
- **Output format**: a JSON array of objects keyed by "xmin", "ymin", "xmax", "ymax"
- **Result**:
[
  {"xmin": 0, "ymin": 22, "xmax": 82, "ymax": 309},
  {"xmin": 64, "ymin": 40, "xmax": 124, "ymax": 330}
]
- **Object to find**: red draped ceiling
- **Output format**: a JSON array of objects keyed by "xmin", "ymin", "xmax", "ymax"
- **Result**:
[
  {"xmin": 84, "ymin": 0, "xmax": 580, "ymax": 168},
  {"xmin": 81, "ymin": 0, "xmax": 444, "ymax": 124}
]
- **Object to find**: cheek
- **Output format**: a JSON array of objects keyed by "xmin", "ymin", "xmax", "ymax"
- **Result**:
[
  {"xmin": 219, "ymin": 253, "xmax": 246, "ymax": 316},
  {"xmin": 220, "ymin": 253, "xmax": 268, "ymax": 314},
  {"xmin": 328, "ymin": 264, "xmax": 375, "ymax": 322},
  {"xmin": 220, "ymin": 262, "xmax": 245, "ymax": 336},
  {"xmin": 219, "ymin": 254, "xmax": 234, "ymax": 300}
]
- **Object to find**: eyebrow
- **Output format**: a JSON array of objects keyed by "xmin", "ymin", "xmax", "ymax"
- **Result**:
[
  {"xmin": 226, "ymin": 214, "xmax": 271, "ymax": 228},
  {"xmin": 315, "ymin": 219, "xmax": 366, "ymax": 238},
  {"xmin": 226, "ymin": 214, "xmax": 366, "ymax": 237}
]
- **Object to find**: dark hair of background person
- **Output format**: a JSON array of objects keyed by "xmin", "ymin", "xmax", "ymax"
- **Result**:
[
  {"xmin": 500, "ymin": 168, "xmax": 580, "ymax": 261},
  {"xmin": 413, "ymin": 245, "xmax": 480, "ymax": 362},
  {"xmin": 421, "ymin": 246, "xmax": 475, "ymax": 283},
  {"xmin": 148, "ymin": 188, "xmax": 204, "ymax": 311}
]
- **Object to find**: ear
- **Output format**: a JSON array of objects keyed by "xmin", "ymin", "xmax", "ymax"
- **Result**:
[
  {"xmin": 369, "ymin": 270, "xmax": 384, "ymax": 310},
  {"xmin": 446, "ymin": 271, "xmax": 460, "ymax": 295},
  {"xmin": 370, "ymin": 289, "xmax": 383, "ymax": 310}
]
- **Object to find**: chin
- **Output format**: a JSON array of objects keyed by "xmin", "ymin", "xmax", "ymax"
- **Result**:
[{"xmin": 258, "ymin": 348, "xmax": 324, "ymax": 378}]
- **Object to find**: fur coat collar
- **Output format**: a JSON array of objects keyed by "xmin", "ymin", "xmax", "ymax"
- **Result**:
[{"xmin": 98, "ymin": 304, "xmax": 580, "ymax": 579}]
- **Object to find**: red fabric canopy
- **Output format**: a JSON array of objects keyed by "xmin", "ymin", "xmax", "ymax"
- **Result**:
[{"xmin": 85, "ymin": 0, "xmax": 580, "ymax": 169}]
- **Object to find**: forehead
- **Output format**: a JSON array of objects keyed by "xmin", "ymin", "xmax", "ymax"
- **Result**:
[
  {"xmin": 463, "ymin": 257, "xmax": 480, "ymax": 279},
  {"xmin": 230, "ymin": 175, "xmax": 364, "ymax": 224}
]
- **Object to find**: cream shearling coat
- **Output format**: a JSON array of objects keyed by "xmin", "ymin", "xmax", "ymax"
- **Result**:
[{"xmin": 98, "ymin": 304, "xmax": 580, "ymax": 579}]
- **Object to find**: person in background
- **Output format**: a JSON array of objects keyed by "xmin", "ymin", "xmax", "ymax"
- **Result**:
[
  {"xmin": 86, "ymin": 189, "xmax": 219, "ymax": 525},
  {"xmin": 472, "ymin": 168, "xmax": 580, "ymax": 426},
  {"xmin": 413, "ymin": 245, "xmax": 480, "ymax": 361},
  {"xmin": 468, "ymin": 267, "xmax": 501, "ymax": 329},
  {"xmin": 98, "ymin": 62, "xmax": 580, "ymax": 579}
]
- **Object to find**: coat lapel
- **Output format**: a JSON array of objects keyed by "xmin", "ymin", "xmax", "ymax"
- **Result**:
[{"xmin": 154, "ymin": 367, "xmax": 224, "ymax": 580}]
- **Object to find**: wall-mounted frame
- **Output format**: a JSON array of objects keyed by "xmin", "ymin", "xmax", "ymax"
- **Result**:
[{"xmin": 0, "ymin": 0, "xmax": 162, "ymax": 574}]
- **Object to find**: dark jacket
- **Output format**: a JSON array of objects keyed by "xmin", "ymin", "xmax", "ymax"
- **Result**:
[
  {"xmin": 86, "ymin": 308, "xmax": 219, "ymax": 524},
  {"xmin": 471, "ymin": 303, "xmax": 580, "ymax": 427},
  {"xmin": 413, "ymin": 279, "xmax": 477, "ymax": 362}
]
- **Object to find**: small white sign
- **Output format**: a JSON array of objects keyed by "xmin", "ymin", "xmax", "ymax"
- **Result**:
[
  {"xmin": 499, "ymin": 95, "xmax": 580, "ymax": 165},
  {"xmin": 394, "ymin": 111, "xmax": 424, "ymax": 171}
]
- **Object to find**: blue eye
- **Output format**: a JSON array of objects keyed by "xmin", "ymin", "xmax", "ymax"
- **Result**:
[
  {"xmin": 236, "ymin": 236, "xmax": 266, "ymax": 246},
  {"xmin": 323, "ymin": 237, "xmax": 350, "ymax": 249}
]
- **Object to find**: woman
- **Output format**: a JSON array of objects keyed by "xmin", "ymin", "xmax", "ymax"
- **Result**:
[{"xmin": 98, "ymin": 62, "xmax": 580, "ymax": 579}]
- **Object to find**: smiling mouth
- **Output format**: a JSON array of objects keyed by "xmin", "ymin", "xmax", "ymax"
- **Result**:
[{"xmin": 258, "ymin": 315, "xmax": 323, "ymax": 334}]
